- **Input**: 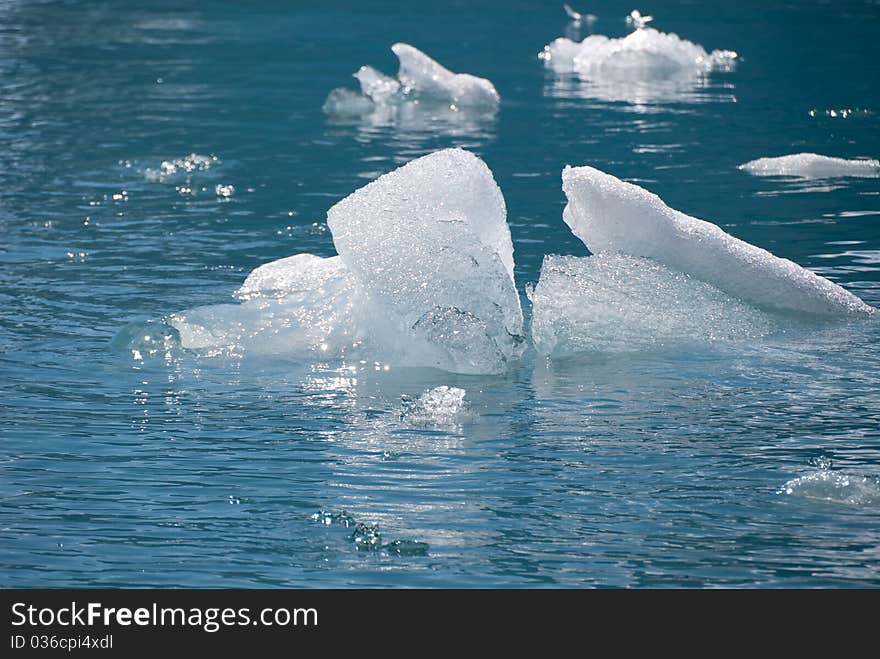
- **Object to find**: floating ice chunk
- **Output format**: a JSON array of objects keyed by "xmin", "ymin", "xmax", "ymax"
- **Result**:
[
  {"xmin": 561, "ymin": 165, "xmax": 876, "ymax": 317},
  {"xmin": 780, "ymin": 470, "xmax": 880, "ymax": 507},
  {"xmin": 324, "ymin": 43, "xmax": 499, "ymax": 115},
  {"xmin": 354, "ymin": 65, "xmax": 401, "ymax": 103},
  {"xmin": 327, "ymin": 148, "xmax": 523, "ymax": 374},
  {"xmin": 166, "ymin": 149, "xmax": 522, "ymax": 374},
  {"xmin": 391, "ymin": 43, "xmax": 500, "ymax": 107},
  {"xmin": 530, "ymin": 253, "xmax": 775, "ymax": 355},
  {"xmin": 400, "ymin": 386, "xmax": 471, "ymax": 428},
  {"xmin": 540, "ymin": 28, "xmax": 736, "ymax": 76},
  {"xmin": 739, "ymin": 153, "xmax": 880, "ymax": 179}
]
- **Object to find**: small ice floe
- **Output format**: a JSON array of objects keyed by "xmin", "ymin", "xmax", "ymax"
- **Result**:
[
  {"xmin": 400, "ymin": 386, "xmax": 472, "ymax": 429},
  {"xmin": 626, "ymin": 9, "xmax": 653, "ymax": 30},
  {"xmin": 738, "ymin": 153, "xmax": 880, "ymax": 180},
  {"xmin": 323, "ymin": 42, "xmax": 499, "ymax": 116},
  {"xmin": 780, "ymin": 458, "xmax": 880, "ymax": 507}
]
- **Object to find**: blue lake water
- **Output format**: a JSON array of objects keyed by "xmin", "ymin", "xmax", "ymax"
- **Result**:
[{"xmin": 2, "ymin": 0, "xmax": 879, "ymax": 587}]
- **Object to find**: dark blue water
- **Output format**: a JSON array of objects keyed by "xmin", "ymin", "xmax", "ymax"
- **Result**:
[{"xmin": 2, "ymin": 0, "xmax": 879, "ymax": 587}]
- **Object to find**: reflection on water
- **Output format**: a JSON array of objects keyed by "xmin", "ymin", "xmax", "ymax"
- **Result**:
[
  {"xmin": 543, "ymin": 70, "xmax": 736, "ymax": 109},
  {"xmin": 325, "ymin": 100, "xmax": 497, "ymax": 155}
]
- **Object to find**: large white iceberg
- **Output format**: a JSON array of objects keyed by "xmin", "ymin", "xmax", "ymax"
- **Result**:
[
  {"xmin": 539, "ymin": 27, "xmax": 737, "ymax": 105},
  {"xmin": 739, "ymin": 153, "xmax": 880, "ymax": 179},
  {"xmin": 530, "ymin": 165, "xmax": 875, "ymax": 356},
  {"xmin": 323, "ymin": 42, "xmax": 499, "ymax": 115},
  {"xmin": 169, "ymin": 149, "xmax": 524, "ymax": 374}
]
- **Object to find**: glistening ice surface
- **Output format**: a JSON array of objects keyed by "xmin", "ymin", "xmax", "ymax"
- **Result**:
[
  {"xmin": 2, "ymin": 1, "xmax": 880, "ymax": 587},
  {"xmin": 170, "ymin": 149, "xmax": 523, "ymax": 374}
]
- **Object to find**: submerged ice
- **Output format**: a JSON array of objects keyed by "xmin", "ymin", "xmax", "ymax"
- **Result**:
[
  {"xmin": 323, "ymin": 42, "xmax": 499, "ymax": 117},
  {"xmin": 531, "ymin": 165, "xmax": 875, "ymax": 356},
  {"xmin": 169, "ymin": 149, "xmax": 524, "ymax": 374},
  {"xmin": 739, "ymin": 153, "xmax": 880, "ymax": 179},
  {"xmin": 400, "ymin": 386, "xmax": 472, "ymax": 428}
]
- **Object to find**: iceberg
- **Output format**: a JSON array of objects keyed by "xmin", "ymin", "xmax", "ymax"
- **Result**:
[
  {"xmin": 560, "ymin": 165, "xmax": 875, "ymax": 317},
  {"xmin": 539, "ymin": 27, "xmax": 737, "ymax": 105},
  {"xmin": 169, "ymin": 149, "xmax": 524, "ymax": 374},
  {"xmin": 739, "ymin": 153, "xmax": 880, "ymax": 179},
  {"xmin": 323, "ymin": 42, "xmax": 499, "ymax": 115}
]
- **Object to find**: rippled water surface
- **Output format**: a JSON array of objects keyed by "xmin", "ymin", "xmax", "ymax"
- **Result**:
[{"xmin": 2, "ymin": 0, "xmax": 879, "ymax": 587}]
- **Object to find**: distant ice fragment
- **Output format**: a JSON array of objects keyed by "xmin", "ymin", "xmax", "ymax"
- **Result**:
[
  {"xmin": 739, "ymin": 153, "xmax": 880, "ymax": 179},
  {"xmin": 391, "ymin": 43, "xmax": 500, "ymax": 107},
  {"xmin": 540, "ymin": 28, "xmax": 736, "ymax": 76},
  {"xmin": 324, "ymin": 43, "xmax": 499, "ymax": 117},
  {"xmin": 530, "ymin": 254, "xmax": 774, "ymax": 356},
  {"xmin": 560, "ymin": 165, "xmax": 875, "ymax": 317},
  {"xmin": 327, "ymin": 148, "xmax": 523, "ymax": 373},
  {"xmin": 539, "ymin": 27, "xmax": 737, "ymax": 104},
  {"xmin": 401, "ymin": 386, "xmax": 471, "ymax": 428}
]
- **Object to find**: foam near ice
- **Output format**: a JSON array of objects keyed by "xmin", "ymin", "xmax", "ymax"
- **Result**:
[
  {"xmin": 739, "ymin": 153, "xmax": 880, "ymax": 179},
  {"xmin": 529, "ymin": 253, "xmax": 774, "ymax": 356},
  {"xmin": 400, "ymin": 386, "xmax": 472, "ymax": 428},
  {"xmin": 168, "ymin": 149, "xmax": 523, "ymax": 374},
  {"xmin": 323, "ymin": 43, "xmax": 499, "ymax": 116},
  {"xmin": 560, "ymin": 165, "xmax": 876, "ymax": 317},
  {"xmin": 328, "ymin": 148, "xmax": 523, "ymax": 373},
  {"xmin": 539, "ymin": 28, "xmax": 737, "ymax": 77}
]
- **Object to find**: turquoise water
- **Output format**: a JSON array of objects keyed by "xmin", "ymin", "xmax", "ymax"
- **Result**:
[{"xmin": 2, "ymin": 0, "xmax": 879, "ymax": 587}]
